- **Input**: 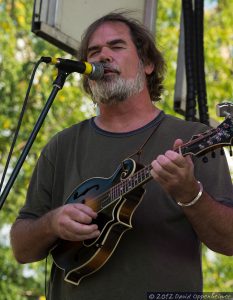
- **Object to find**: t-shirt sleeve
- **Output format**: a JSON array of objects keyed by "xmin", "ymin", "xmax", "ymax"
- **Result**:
[{"xmin": 17, "ymin": 140, "xmax": 56, "ymax": 219}]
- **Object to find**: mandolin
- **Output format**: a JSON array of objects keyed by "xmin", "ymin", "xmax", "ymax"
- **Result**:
[{"xmin": 50, "ymin": 115, "xmax": 233, "ymax": 285}]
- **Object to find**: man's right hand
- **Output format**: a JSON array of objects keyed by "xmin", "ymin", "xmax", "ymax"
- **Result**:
[
  {"xmin": 11, "ymin": 203, "xmax": 100, "ymax": 264},
  {"xmin": 50, "ymin": 203, "xmax": 100, "ymax": 241}
]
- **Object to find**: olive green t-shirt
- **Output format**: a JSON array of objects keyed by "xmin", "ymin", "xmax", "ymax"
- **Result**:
[{"xmin": 18, "ymin": 112, "xmax": 233, "ymax": 300}]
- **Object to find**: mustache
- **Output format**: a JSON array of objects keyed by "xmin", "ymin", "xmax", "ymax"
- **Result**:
[{"xmin": 102, "ymin": 63, "xmax": 121, "ymax": 75}]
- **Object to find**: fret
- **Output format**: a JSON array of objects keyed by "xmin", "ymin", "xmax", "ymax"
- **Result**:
[
  {"xmin": 114, "ymin": 185, "xmax": 117, "ymax": 199},
  {"xmin": 111, "ymin": 187, "xmax": 113, "ymax": 200},
  {"xmin": 141, "ymin": 170, "xmax": 145, "ymax": 180},
  {"xmin": 127, "ymin": 177, "xmax": 133, "ymax": 190},
  {"xmin": 113, "ymin": 185, "xmax": 117, "ymax": 199},
  {"xmin": 123, "ymin": 181, "xmax": 127, "ymax": 194},
  {"xmin": 140, "ymin": 169, "xmax": 145, "ymax": 181},
  {"xmin": 134, "ymin": 172, "xmax": 138, "ymax": 185},
  {"xmin": 119, "ymin": 184, "xmax": 124, "ymax": 196},
  {"xmin": 138, "ymin": 170, "xmax": 142, "ymax": 183},
  {"xmin": 132, "ymin": 177, "xmax": 136, "ymax": 188},
  {"xmin": 111, "ymin": 185, "xmax": 115, "ymax": 200},
  {"xmin": 112, "ymin": 185, "xmax": 116, "ymax": 200}
]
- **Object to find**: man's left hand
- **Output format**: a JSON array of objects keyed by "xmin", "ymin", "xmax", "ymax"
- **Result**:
[{"xmin": 150, "ymin": 139, "xmax": 200, "ymax": 204}]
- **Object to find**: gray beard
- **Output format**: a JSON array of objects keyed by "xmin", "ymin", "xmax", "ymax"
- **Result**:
[{"xmin": 88, "ymin": 61, "xmax": 146, "ymax": 105}]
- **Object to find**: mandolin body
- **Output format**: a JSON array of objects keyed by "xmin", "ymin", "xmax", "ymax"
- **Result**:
[{"xmin": 50, "ymin": 158, "xmax": 145, "ymax": 285}]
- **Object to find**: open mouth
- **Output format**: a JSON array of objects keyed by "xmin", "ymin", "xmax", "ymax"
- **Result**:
[{"xmin": 103, "ymin": 66, "xmax": 120, "ymax": 75}]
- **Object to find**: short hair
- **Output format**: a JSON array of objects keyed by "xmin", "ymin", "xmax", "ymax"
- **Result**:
[{"xmin": 77, "ymin": 11, "xmax": 166, "ymax": 102}]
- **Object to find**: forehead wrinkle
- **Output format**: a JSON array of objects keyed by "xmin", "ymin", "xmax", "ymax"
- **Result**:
[{"xmin": 87, "ymin": 21, "xmax": 132, "ymax": 47}]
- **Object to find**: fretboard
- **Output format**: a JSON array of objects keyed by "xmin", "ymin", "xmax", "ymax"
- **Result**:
[
  {"xmin": 107, "ymin": 143, "xmax": 192, "ymax": 205},
  {"xmin": 109, "ymin": 165, "xmax": 152, "ymax": 201}
]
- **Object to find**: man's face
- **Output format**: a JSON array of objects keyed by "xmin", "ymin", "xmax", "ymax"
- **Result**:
[{"xmin": 86, "ymin": 21, "xmax": 148, "ymax": 104}]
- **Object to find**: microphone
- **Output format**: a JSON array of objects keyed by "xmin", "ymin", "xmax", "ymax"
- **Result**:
[{"xmin": 41, "ymin": 57, "xmax": 104, "ymax": 80}]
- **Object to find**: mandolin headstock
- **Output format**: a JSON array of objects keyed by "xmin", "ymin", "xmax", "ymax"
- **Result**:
[{"xmin": 180, "ymin": 115, "xmax": 233, "ymax": 157}]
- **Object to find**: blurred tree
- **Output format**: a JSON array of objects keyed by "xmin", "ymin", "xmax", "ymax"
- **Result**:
[
  {"xmin": 0, "ymin": 0, "xmax": 94, "ymax": 298},
  {"xmin": 202, "ymin": 245, "xmax": 233, "ymax": 292},
  {"xmin": 0, "ymin": 0, "xmax": 232, "ymax": 298},
  {"xmin": 156, "ymin": 0, "xmax": 233, "ymax": 120}
]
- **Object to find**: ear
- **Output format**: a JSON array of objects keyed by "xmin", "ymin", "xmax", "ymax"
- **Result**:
[{"xmin": 144, "ymin": 62, "xmax": 154, "ymax": 75}]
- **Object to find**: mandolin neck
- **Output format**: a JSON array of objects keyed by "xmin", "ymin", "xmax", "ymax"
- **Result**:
[{"xmin": 109, "ymin": 164, "xmax": 152, "ymax": 201}]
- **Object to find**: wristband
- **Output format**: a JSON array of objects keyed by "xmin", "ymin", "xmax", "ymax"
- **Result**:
[{"xmin": 177, "ymin": 181, "xmax": 203, "ymax": 207}]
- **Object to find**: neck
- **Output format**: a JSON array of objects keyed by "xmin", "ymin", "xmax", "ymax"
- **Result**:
[{"xmin": 94, "ymin": 90, "xmax": 161, "ymax": 132}]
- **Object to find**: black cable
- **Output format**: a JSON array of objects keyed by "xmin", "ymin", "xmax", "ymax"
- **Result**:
[
  {"xmin": 45, "ymin": 255, "xmax": 48, "ymax": 299},
  {"xmin": 182, "ymin": 0, "xmax": 197, "ymax": 121},
  {"xmin": 194, "ymin": 0, "xmax": 210, "ymax": 125},
  {"xmin": 0, "ymin": 57, "xmax": 44, "ymax": 194}
]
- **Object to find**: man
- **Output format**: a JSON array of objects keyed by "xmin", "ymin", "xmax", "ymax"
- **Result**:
[{"xmin": 10, "ymin": 12, "xmax": 233, "ymax": 299}]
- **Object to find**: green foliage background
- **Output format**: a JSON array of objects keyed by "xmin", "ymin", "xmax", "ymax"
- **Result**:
[{"xmin": 0, "ymin": 0, "xmax": 232, "ymax": 298}]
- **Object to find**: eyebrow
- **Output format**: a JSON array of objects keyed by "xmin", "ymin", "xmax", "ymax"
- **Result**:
[{"xmin": 87, "ymin": 39, "xmax": 127, "ymax": 54}]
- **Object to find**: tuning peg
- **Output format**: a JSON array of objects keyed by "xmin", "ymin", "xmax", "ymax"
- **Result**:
[
  {"xmin": 202, "ymin": 156, "xmax": 208, "ymax": 163},
  {"xmin": 220, "ymin": 148, "xmax": 225, "ymax": 155},
  {"xmin": 211, "ymin": 151, "xmax": 216, "ymax": 158}
]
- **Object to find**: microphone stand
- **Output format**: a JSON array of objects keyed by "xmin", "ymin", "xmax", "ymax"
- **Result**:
[{"xmin": 0, "ymin": 69, "xmax": 69, "ymax": 210}]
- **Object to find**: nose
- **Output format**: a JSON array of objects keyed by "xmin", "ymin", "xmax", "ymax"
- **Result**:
[{"xmin": 98, "ymin": 46, "xmax": 113, "ymax": 63}]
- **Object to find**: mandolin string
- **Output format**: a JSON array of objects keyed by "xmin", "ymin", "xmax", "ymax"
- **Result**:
[
  {"xmin": 87, "ymin": 165, "xmax": 153, "ymax": 212},
  {"xmin": 85, "ymin": 166, "xmax": 150, "ymax": 211}
]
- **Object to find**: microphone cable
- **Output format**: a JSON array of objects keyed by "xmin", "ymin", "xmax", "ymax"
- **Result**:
[{"xmin": 0, "ymin": 57, "xmax": 44, "ymax": 195}]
